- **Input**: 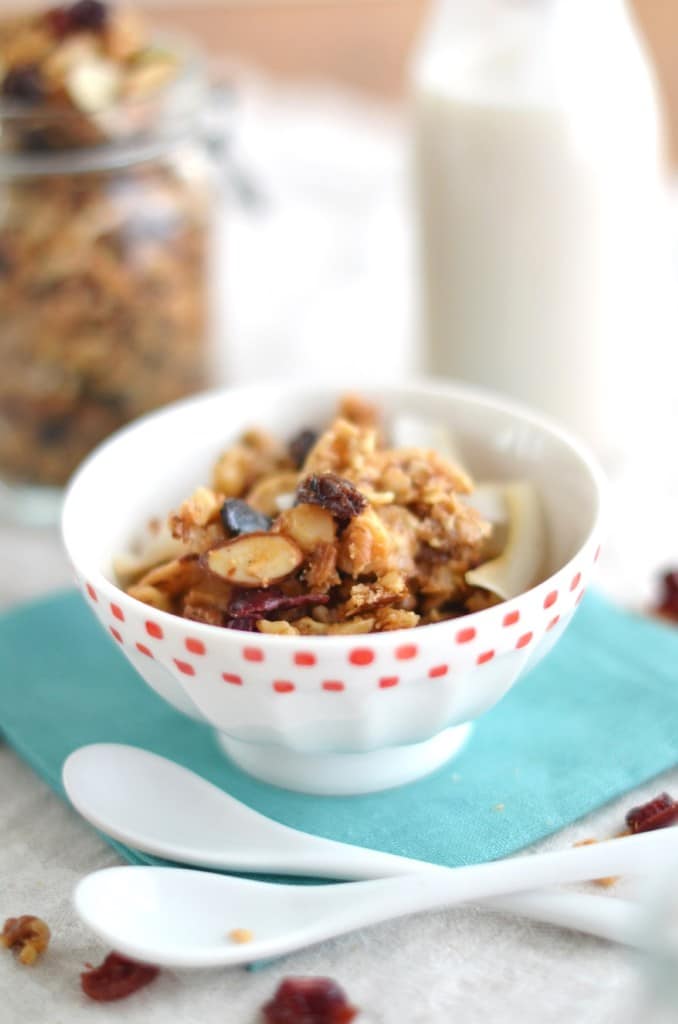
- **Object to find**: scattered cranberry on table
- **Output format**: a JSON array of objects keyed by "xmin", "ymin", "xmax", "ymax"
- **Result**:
[
  {"xmin": 262, "ymin": 977, "xmax": 358, "ymax": 1024},
  {"xmin": 81, "ymin": 951, "xmax": 159, "ymax": 1002},
  {"xmin": 626, "ymin": 792, "xmax": 678, "ymax": 834},
  {"xmin": 655, "ymin": 569, "xmax": 678, "ymax": 623}
]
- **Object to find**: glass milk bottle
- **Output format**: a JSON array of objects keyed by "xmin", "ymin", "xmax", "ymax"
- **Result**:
[{"xmin": 412, "ymin": 0, "xmax": 672, "ymax": 454}]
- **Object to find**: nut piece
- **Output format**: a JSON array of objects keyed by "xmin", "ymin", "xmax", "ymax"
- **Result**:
[
  {"xmin": 206, "ymin": 533, "xmax": 303, "ymax": 588},
  {"xmin": 338, "ymin": 507, "xmax": 394, "ymax": 576},
  {"xmin": 126, "ymin": 583, "xmax": 172, "ymax": 612},
  {"xmin": 1, "ymin": 915, "xmax": 50, "ymax": 965},
  {"xmin": 66, "ymin": 57, "xmax": 120, "ymax": 112},
  {"xmin": 229, "ymin": 928, "xmax": 254, "ymax": 944},
  {"xmin": 276, "ymin": 503, "xmax": 336, "ymax": 553},
  {"xmin": 247, "ymin": 471, "xmax": 300, "ymax": 517}
]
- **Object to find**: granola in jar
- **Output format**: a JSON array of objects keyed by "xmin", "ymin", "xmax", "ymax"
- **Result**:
[
  {"xmin": 116, "ymin": 395, "xmax": 537, "ymax": 634},
  {"xmin": 0, "ymin": 3, "xmax": 213, "ymax": 496}
]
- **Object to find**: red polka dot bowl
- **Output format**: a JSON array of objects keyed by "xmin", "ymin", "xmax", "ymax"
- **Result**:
[{"xmin": 62, "ymin": 381, "xmax": 604, "ymax": 795}]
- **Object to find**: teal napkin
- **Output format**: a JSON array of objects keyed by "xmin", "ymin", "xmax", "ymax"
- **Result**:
[{"xmin": 1, "ymin": 588, "xmax": 677, "ymax": 870}]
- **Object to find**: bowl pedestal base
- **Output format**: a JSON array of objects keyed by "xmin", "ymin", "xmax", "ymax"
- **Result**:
[{"xmin": 217, "ymin": 723, "xmax": 473, "ymax": 796}]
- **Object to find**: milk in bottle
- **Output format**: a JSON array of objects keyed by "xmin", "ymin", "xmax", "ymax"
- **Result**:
[{"xmin": 412, "ymin": 0, "xmax": 671, "ymax": 452}]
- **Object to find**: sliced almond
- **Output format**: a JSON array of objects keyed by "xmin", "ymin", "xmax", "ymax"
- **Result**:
[
  {"xmin": 113, "ymin": 524, "xmax": 190, "ymax": 586},
  {"xmin": 205, "ymin": 533, "xmax": 303, "ymax": 588},
  {"xmin": 246, "ymin": 472, "xmax": 300, "ymax": 517},
  {"xmin": 137, "ymin": 555, "xmax": 202, "ymax": 597},
  {"xmin": 275, "ymin": 503, "xmax": 336, "ymax": 553}
]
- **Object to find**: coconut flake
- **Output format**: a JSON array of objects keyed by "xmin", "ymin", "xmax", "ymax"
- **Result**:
[{"xmin": 466, "ymin": 481, "xmax": 545, "ymax": 600}]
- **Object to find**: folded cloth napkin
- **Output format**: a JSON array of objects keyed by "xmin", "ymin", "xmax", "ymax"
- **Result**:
[{"xmin": 0, "ymin": 588, "xmax": 677, "ymax": 869}]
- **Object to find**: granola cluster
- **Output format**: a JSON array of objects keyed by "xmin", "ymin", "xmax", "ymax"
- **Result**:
[
  {"xmin": 0, "ymin": 3, "xmax": 179, "ymax": 150},
  {"xmin": 117, "ymin": 396, "xmax": 501, "ymax": 635},
  {"xmin": 0, "ymin": 3, "xmax": 210, "ymax": 487}
]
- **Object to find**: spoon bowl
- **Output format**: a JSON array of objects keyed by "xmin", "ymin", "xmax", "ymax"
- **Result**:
[
  {"xmin": 75, "ymin": 867, "xmax": 324, "ymax": 968},
  {"xmin": 62, "ymin": 743, "xmax": 412, "ymax": 878}
]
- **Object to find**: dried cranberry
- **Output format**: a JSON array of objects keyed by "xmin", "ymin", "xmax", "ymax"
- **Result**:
[
  {"xmin": 66, "ymin": 0, "xmax": 108, "ymax": 31},
  {"xmin": 2, "ymin": 65, "xmax": 44, "ymax": 103},
  {"xmin": 81, "ymin": 952, "xmax": 159, "ymax": 1002},
  {"xmin": 625, "ymin": 792, "xmax": 678, "ymax": 834},
  {"xmin": 229, "ymin": 587, "xmax": 329, "ymax": 618},
  {"xmin": 656, "ymin": 570, "xmax": 678, "ymax": 622},
  {"xmin": 221, "ymin": 499, "xmax": 272, "ymax": 536},
  {"xmin": 288, "ymin": 429, "xmax": 318, "ymax": 469},
  {"xmin": 262, "ymin": 977, "xmax": 358, "ymax": 1024},
  {"xmin": 44, "ymin": 6, "xmax": 72, "ymax": 36},
  {"xmin": 295, "ymin": 473, "xmax": 366, "ymax": 525}
]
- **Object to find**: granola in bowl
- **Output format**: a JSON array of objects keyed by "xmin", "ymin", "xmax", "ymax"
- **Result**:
[{"xmin": 116, "ymin": 395, "xmax": 544, "ymax": 635}]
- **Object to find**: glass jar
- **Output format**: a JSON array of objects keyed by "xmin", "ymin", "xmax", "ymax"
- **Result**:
[{"xmin": 0, "ymin": 38, "xmax": 215, "ymax": 521}]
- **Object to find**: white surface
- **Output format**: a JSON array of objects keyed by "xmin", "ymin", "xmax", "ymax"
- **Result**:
[
  {"xmin": 73, "ymin": 831, "xmax": 678, "ymax": 969},
  {"xmin": 0, "ymin": 78, "xmax": 677, "ymax": 1020},
  {"xmin": 2, "ymin": 743, "xmax": 677, "ymax": 1022}
]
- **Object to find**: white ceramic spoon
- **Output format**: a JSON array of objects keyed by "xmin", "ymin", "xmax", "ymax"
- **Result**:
[
  {"xmin": 65, "ymin": 744, "xmax": 643, "ymax": 948},
  {"xmin": 74, "ymin": 829, "xmax": 677, "ymax": 968}
]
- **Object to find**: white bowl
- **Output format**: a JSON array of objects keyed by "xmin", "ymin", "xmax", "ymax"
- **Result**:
[{"xmin": 62, "ymin": 381, "xmax": 604, "ymax": 795}]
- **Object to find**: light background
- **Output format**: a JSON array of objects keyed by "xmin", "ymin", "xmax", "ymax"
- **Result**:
[
  {"xmin": 3, "ymin": 1, "xmax": 674, "ymax": 158},
  {"xmin": 2, "ymin": 2, "xmax": 678, "ymax": 158}
]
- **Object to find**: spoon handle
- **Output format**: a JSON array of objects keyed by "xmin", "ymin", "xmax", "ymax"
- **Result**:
[
  {"xmin": 484, "ymin": 891, "xmax": 640, "ymax": 946},
  {"xmin": 275, "ymin": 842, "xmax": 646, "ymax": 946},
  {"xmin": 303, "ymin": 829, "xmax": 677, "ymax": 944}
]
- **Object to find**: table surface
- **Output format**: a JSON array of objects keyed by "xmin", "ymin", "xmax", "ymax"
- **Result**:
[{"xmin": 1, "ymin": 79, "xmax": 678, "ymax": 1023}]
